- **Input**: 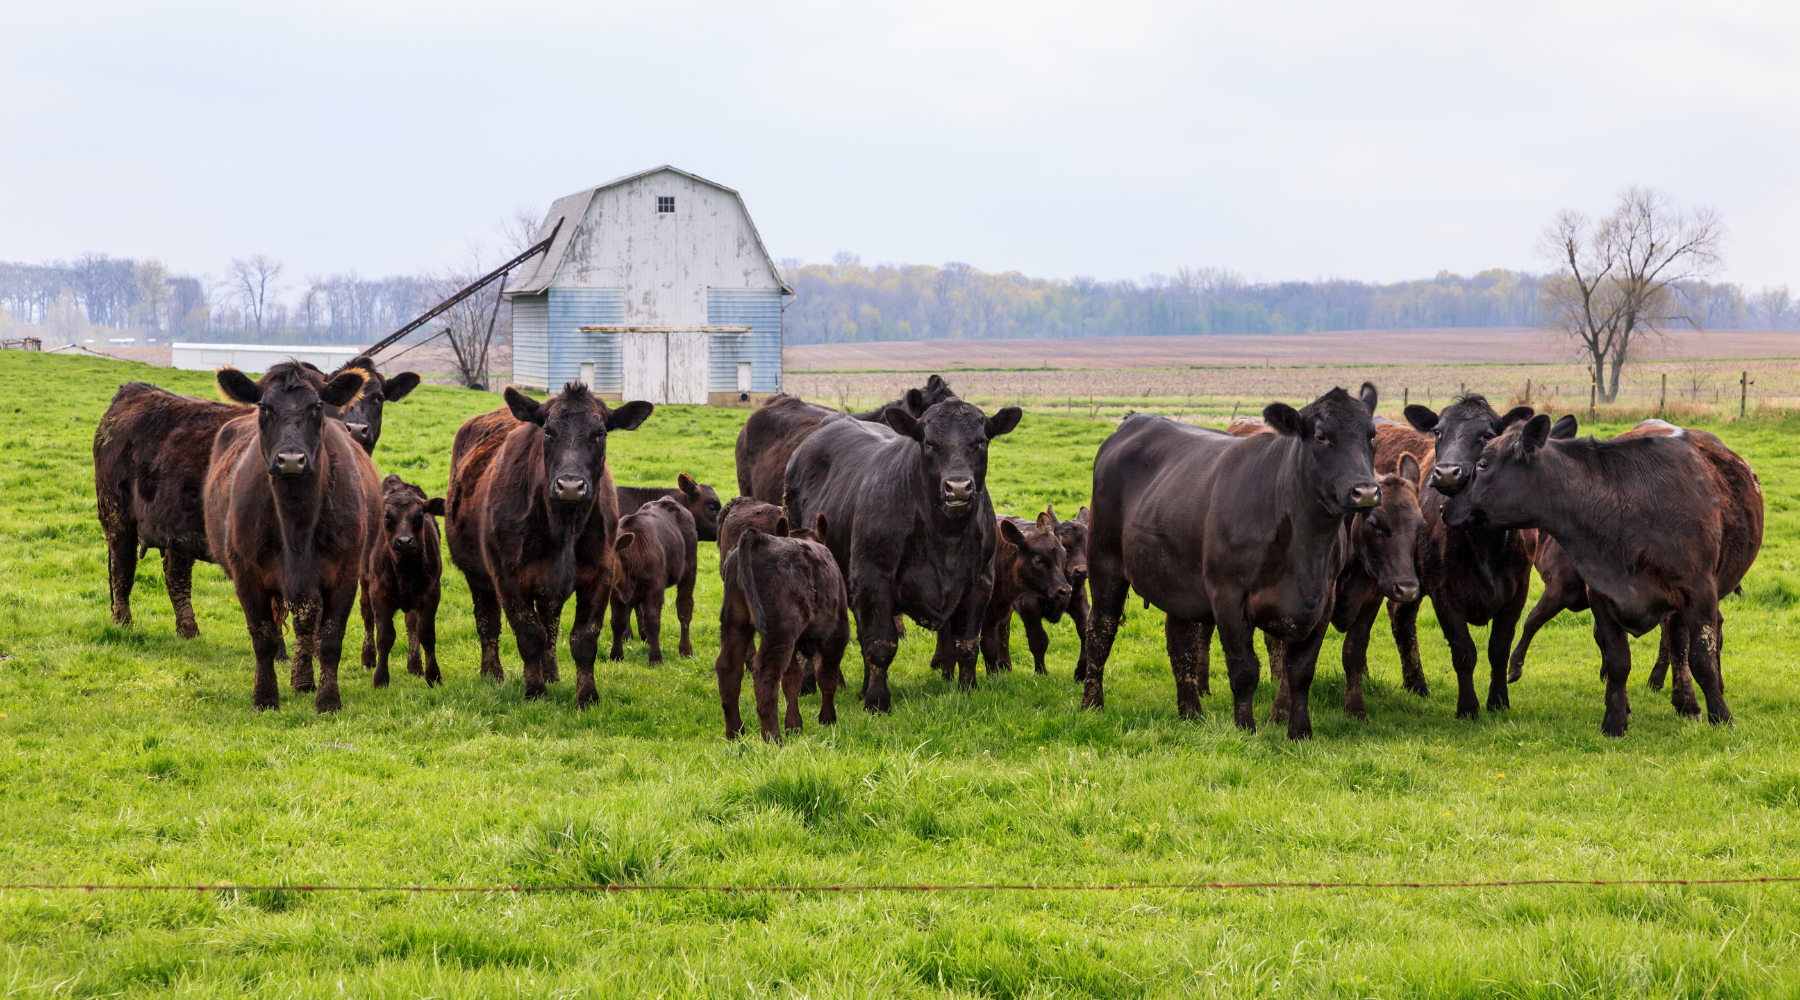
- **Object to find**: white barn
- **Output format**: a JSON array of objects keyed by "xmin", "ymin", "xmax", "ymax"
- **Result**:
[{"xmin": 505, "ymin": 166, "xmax": 792, "ymax": 405}]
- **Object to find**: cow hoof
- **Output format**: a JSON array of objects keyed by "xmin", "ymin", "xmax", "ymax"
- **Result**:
[
  {"xmin": 1403, "ymin": 677, "xmax": 1429, "ymax": 698},
  {"xmin": 292, "ymin": 681, "xmax": 316, "ymax": 694},
  {"xmin": 315, "ymin": 694, "xmax": 341, "ymax": 714},
  {"xmin": 1506, "ymin": 665, "xmax": 1523, "ymax": 684},
  {"xmin": 679, "ymin": 642, "xmax": 693, "ymax": 658},
  {"xmin": 1486, "ymin": 696, "xmax": 1510, "ymax": 712},
  {"xmin": 1345, "ymin": 705, "xmax": 1368, "ymax": 721},
  {"xmin": 576, "ymin": 689, "xmax": 598, "ymax": 709},
  {"xmin": 426, "ymin": 673, "xmax": 441, "ymax": 688},
  {"xmin": 177, "ymin": 626, "xmax": 200, "ymax": 640},
  {"xmin": 523, "ymin": 684, "xmax": 547, "ymax": 700},
  {"xmin": 372, "ymin": 674, "xmax": 389, "ymax": 689}
]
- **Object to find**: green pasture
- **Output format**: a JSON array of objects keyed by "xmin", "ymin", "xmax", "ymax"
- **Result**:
[{"xmin": 5, "ymin": 350, "xmax": 1800, "ymax": 997}]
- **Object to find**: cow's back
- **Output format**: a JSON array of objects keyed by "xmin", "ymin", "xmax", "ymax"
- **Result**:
[
  {"xmin": 95, "ymin": 382, "xmax": 244, "ymax": 555},
  {"xmin": 736, "ymin": 394, "xmax": 840, "ymax": 502},
  {"xmin": 783, "ymin": 415, "xmax": 909, "ymax": 576},
  {"xmin": 1622, "ymin": 422, "xmax": 1763, "ymax": 595}
]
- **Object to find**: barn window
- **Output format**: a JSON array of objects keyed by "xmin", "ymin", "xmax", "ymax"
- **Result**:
[{"xmin": 658, "ymin": 196, "xmax": 675, "ymax": 214}]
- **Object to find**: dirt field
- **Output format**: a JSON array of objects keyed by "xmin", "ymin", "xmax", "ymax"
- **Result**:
[{"xmin": 783, "ymin": 328, "xmax": 1800, "ymax": 371}]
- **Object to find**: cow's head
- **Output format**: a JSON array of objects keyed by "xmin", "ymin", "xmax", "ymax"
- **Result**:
[
  {"xmin": 1263, "ymin": 386, "xmax": 1380, "ymax": 515},
  {"xmin": 1000, "ymin": 511, "xmax": 1074, "ymax": 620},
  {"xmin": 1048, "ymin": 503, "xmax": 1090, "ymax": 591},
  {"xmin": 882, "ymin": 398, "xmax": 1022, "ymax": 520},
  {"xmin": 675, "ymin": 473, "xmax": 723, "ymax": 542},
  {"xmin": 1442, "ymin": 414, "xmax": 1555, "ymax": 531},
  {"xmin": 218, "ymin": 361, "xmax": 366, "ymax": 479},
  {"xmin": 329, "ymin": 357, "xmax": 420, "ymax": 454},
  {"xmin": 505, "ymin": 382, "xmax": 654, "ymax": 508},
  {"xmin": 1403, "ymin": 393, "xmax": 1535, "ymax": 497},
  {"xmin": 1352, "ymin": 454, "xmax": 1424, "ymax": 603},
  {"xmin": 379, "ymin": 473, "xmax": 443, "ymax": 556}
]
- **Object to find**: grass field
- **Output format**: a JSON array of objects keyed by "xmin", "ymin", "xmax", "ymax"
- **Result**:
[{"xmin": 4, "ymin": 350, "xmax": 1800, "ymax": 998}]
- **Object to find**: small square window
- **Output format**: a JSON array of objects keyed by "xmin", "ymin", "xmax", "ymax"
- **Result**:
[{"xmin": 657, "ymin": 196, "xmax": 675, "ymax": 214}]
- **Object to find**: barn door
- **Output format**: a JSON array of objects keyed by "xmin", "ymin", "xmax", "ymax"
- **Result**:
[
  {"xmin": 621, "ymin": 332, "xmax": 668, "ymax": 403},
  {"xmin": 666, "ymin": 331, "xmax": 710, "ymax": 404}
]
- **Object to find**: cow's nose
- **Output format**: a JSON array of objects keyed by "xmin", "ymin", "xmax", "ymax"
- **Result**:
[
  {"xmin": 553, "ymin": 476, "xmax": 589, "ymax": 502},
  {"xmin": 943, "ymin": 478, "xmax": 974, "ymax": 501},
  {"xmin": 1349, "ymin": 483, "xmax": 1381, "ymax": 508},
  {"xmin": 393, "ymin": 535, "xmax": 415, "ymax": 549},
  {"xmin": 345, "ymin": 422, "xmax": 370, "ymax": 439},
  {"xmin": 1431, "ymin": 463, "xmax": 1466, "ymax": 491},
  {"xmin": 1393, "ymin": 582, "xmax": 1420, "ymax": 602},
  {"xmin": 1054, "ymin": 585, "xmax": 1073, "ymax": 600},
  {"xmin": 275, "ymin": 451, "xmax": 307, "ymax": 476}
]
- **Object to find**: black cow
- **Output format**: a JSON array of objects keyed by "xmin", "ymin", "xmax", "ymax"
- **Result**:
[
  {"xmin": 1083, "ymin": 388, "xmax": 1379, "ymax": 738},
  {"xmin": 331, "ymin": 357, "xmax": 421, "ymax": 454},
  {"xmin": 783, "ymin": 396, "xmax": 1022, "ymax": 711},
  {"xmin": 735, "ymin": 375, "xmax": 958, "ymax": 504},
  {"xmin": 1443, "ymin": 414, "xmax": 1759, "ymax": 735}
]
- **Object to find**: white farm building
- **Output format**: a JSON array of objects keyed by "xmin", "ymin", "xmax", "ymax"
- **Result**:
[{"xmin": 505, "ymin": 166, "xmax": 792, "ymax": 405}]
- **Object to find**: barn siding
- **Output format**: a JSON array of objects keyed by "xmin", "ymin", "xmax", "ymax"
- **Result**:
[
  {"xmin": 510, "ymin": 294, "xmax": 550, "ymax": 389},
  {"xmin": 707, "ymin": 288, "xmax": 783, "ymax": 392}
]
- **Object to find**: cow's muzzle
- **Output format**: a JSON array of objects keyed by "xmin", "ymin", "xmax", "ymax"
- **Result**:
[
  {"xmin": 1430, "ymin": 463, "xmax": 1468, "ymax": 494},
  {"xmin": 273, "ymin": 451, "xmax": 308, "ymax": 476},
  {"xmin": 941, "ymin": 478, "xmax": 976, "ymax": 508},
  {"xmin": 345, "ymin": 421, "xmax": 371, "ymax": 442},
  {"xmin": 1389, "ymin": 581, "xmax": 1420, "ymax": 603},
  {"xmin": 553, "ymin": 476, "xmax": 590, "ymax": 503},
  {"xmin": 1348, "ymin": 483, "xmax": 1381, "ymax": 509},
  {"xmin": 391, "ymin": 534, "xmax": 417, "ymax": 551}
]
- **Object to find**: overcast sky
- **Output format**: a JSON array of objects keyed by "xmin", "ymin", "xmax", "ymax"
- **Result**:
[{"xmin": 4, "ymin": 0, "xmax": 1797, "ymax": 288}]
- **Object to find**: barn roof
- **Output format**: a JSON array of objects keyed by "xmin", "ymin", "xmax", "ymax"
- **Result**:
[{"xmin": 505, "ymin": 165, "xmax": 793, "ymax": 296}]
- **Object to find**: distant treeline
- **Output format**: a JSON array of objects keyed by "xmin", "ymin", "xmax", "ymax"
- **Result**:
[{"xmin": 779, "ymin": 257, "xmax": 1795, "ymax": 344}]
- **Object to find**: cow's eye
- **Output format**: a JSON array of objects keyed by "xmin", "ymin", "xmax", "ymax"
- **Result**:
[
  {"xmin": 590, "ymin": 430, "xmax": 603, "ymax": 442},
  {"xmin": 543, "ymin": 428, "xmax": 559, "ymax": 440},
  {"xmin": 1477, "ymin": 458, "xmax": 1491, "ymax": 472},
  {"xmin": 1482, "ymin": 430, "xmax": 1496, "ymax": 441}
]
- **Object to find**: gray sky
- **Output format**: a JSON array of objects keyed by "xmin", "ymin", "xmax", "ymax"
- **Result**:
[{"xmin": 4, "ymin": 0, "xmax": 1797, "ymax": 288}]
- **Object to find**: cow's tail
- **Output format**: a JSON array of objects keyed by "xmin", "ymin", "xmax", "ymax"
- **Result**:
[{"xmin": 737, "ymin": 530, "xmax": 768, "ymax": 636}]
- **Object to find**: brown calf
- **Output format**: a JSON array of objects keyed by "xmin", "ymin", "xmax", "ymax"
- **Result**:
[
  {"xmin": 203, "ymin": 363, "xmax": 376, "ymax": 712},
  {"xmin": 929, "ymin": 510, "xmax": 1072, "ymax": 676},
  {"xmin": 617, "ymin": 473, "xmax": 723, "ymax": 542},
  {"xmin": 367, "ymin": 474, "xmax": 445, "ymax": 688},
  {"xmin": 609, "ymin": 497, "xmax": 698, "ymax": 664},
  {"xmin": 1033, "ymin": 506, "xmax": 1093, "ymax": 680}
]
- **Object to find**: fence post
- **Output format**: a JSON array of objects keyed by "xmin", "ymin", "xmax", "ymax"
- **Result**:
[
  {"xmin": 1741, "ymin": 371, "xmax": 1750, "ymax": 418},
  {"xmin": 1525, "ymin": 378, "xmax": 1531, "ymax": 406},
  {"xmin": 1403, "ymin": 387, "xmax": 1408, "ymax": 408},
  {"xmin": 1659, "ymin": 373, "xmax": 1666, "ymax": 414}
]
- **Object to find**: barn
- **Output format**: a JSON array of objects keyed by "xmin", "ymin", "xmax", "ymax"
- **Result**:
[{"xmin": 504, "ymin": 166, "xmax": 792, "ymax": 405}]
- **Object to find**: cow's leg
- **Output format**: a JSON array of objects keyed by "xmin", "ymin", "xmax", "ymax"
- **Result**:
[
  {"xmin": 1388, "ymin": 598, "xmax": 1429, "ymax": 697},
  {"xmin": 1686, "ymin": 596, "xmax": 1731, "ymax": 726},
  {"xmin": 372, "ymin": 600, "xmax": 397, "ymax": 689},
  {"xmin": 163, "ymin": 550, "xmax": 200, "ymax": 639},
  {"xmin": 313, "ymin": 582, "xmax": 359, "ymax": 714},
  {"xmin": 1485, "ymin": 595, "xmax": 1522, "ymax": 713},
  {"xmin": 852, "ymin": 586, "xmax": 901, "ymax": 713},
  {"xmin": 467, "ymin": 574, "xmax": 505, "ymax": 681},
  {"xmin": 1342, "ymin": 596, "xmax": 1382, "ymax": 721},
  {"xmin": 1264, "ymin": 632, "xmax": 1290, "ymax": 724},
  {"xmin": 1079, "ymin": 566, "xmax": 1130, "ymax": 710},
  {"xmin": 1649, "ymin": 618, "xmax": 1677, "ymax": 692},
  {"xmin": 1196, "ymin": 620, "xmax": 1213, "ymax": 697},
  {"xmin": 404, "ymin": 609, "xmax": 424, "ymax": 676},
  {"xmin": 1211, "ymin": 605, "xmax": 1262, "ymax": 733},
  {"xmin": 929, "ymin": 627, "xmax": 955, "ymax": 680},
  {"xmin": 289, "ymin": 598, "xmax": 320, "ymax": 694},
  {"xmin": 981, "ymin": 608, "xmax": 1013, "ymax": 674},
  {"xmin": 1280, "ymin": 617, "xmax": 1330, "ymax": 740},
  {"xmin": 715, "ymin": 609, "xmax": 753, "ymax": 740},
  {"xmin": 817, "ymin": 615, "xmax": 849, "ymax": 727},
  {"xmin": 781, "ymin": 643, "xmax": 806, "ymax": 736},
  {"xmin": 1663, "ymin": 615, "xmax": 1699, "ymax": 718},
  {"xmin": 503, "ymin": 598, "xmax": 550, "ymax": 699},
  {"xmin": 272, "ymin": 596, "xmax": 290, "ymax": 663},
  {"xmin": 1021, "ymin": 612, "xmax": 1052, "ymax": 675},
  {"xmin": 1069, "ymin": 587, "xmax": 1091, "ymax": 681},
  {"xmin": 676, "ymin": 565, "xmax": 696, "ymax": 659},
  {"xmin": 569, "ymin": 586, "xmax": 603, "ymax": 709},
  {"xmin": 102, "ymin": 507, "xmax": 138, "ymax": 628},
  {"xmin": 236, "ymin": 579, "xmax": 282, "ymax": 711},
  {"xmin": 609, "ymin": 591, "xmax": 631, "ymax": 661},
  {"xmin": 1590, "ymin": 598, "xmax": 1634, "ymax": 736},
  {"xmin": 1435, "ymin": 602, "xmax": 1482, "ymax": 720},
  {"xmin": 417, "ymin": 598, "xmax": 441, "ymax": 687},
  {"xmin": 643, "ymin": 588, "xmax": 667, "ymax": 666},
  {"xmin": 538, "ymin": 594, "xmax": 564, "ymax": 683},
  {"xmin": 1165, "ymin": 616, "xmax": 1205, "ymax": 719},
  {"xmin": 753, "ymin": 634, "xmax": 798, "ymax": 743},
  {"xmin": 946, "ymin": 583, "xmax": 987, "ymax": 692},
  {"xmin": 1509, "ymin": 586, "xmax": 1574, "ymax": 684},
  {"xmin": 359, "ymin": 578, "xmax": 376, "ymax": 670}
]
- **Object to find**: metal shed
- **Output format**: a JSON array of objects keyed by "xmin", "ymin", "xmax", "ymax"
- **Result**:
[{"xmin": 505, "ymin": 166, "xmax": 792, "ymax": 405}]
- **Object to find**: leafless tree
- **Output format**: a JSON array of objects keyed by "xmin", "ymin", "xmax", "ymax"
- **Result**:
[
  {"xmin": 496, "ymin": 205, "xmax": 545, "ymax": 253},
  {"xmin": 1752, "ymin": 285, "xmax": 1794, "ymax": 330},
  {"xmin": 1537, "ymin": 187, "xmax": 1724, "ymax": 403},
  {"xmin": 228, "ymin": 255, "xmax": 285, "ymax": 335}
]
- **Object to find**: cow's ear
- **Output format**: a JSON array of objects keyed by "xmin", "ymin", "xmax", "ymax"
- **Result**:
[
  {"xmin": 505, "ymin": 387, "xmax": 545, "ymax": 425},
  {"xmin": 1359, "ymin": 382, "xmax": 1379, "ymax": 414},
  {"xmin": 999, "ymin": 518, "xmax": 1027, "ymax": 547},
  {"xmin": 985, "ymin": 406, "xmax": 1023, "ymax": 439},
  {"xmin": 883, "ymin": 405, "xmax": 923, "ymax": 441},
  {"xmin": 1496, "ymin": 405, "xmax": 1535, "ymax": 431},
  {"xmin": 425, "ymin": 497, "xmax": 445, "ymax": 517},
  {"xmin": 814, "ymin": 512, "xmax": 829, "ymax": 537},
  {"xmin": 614, "ymin": 531, "xmax": 635, "ymax": 552},
  {"xmin": 1263, "ymin": 402, "xmax": 1303, "ymax": 436},
  {"xmin": 1037, "ymin": 509, "xmax": 1056, "ymax": 530},
  {"xmin": 1078, "ymin": 505, "xmax": 1091, "ymax": 525},
  {"xmin": 904, "ymin": 387, "xmax": 928, "ymax": 417},
  {"xmin": 1044, "ymin": 503, "xmax": 1059, "ymax": 524},
  {"xmin": 320, "ymin": 370, "xmax": 366, "ymax": 409},
  {"xmin": 217, "ymin": 368, "xmax": 261, "ymax": 405},
  {"xmin": 678, "ymin": 472, "xmax": 700, "ymax": 498},
  {"xmin": 608, "ymin": 400, "xmax": 655, "ymax": 431},
  {"xmin": 1550, "ymin": 414, "xmax": 1579, "ymax": 440},
  {"xmin": 774, "ymin": 516, "xmax": 790, "ymax": 537},
  {"xmin": 1397, "ymin": 452, "xmax": 1422, "ymax": 487},
  {"xmin": 1403, "ymin": 405, "xmax": 1439, "ymax": 432},
  {"xmin": 383, "ymin": 371, "xmax": 421, "ymax": 402},
  {"xmin": 1519, "ymin": 413, "xmax": 1553, "ymax": 453}
]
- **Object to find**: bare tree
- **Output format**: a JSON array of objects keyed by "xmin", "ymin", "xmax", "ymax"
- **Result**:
[
  {"xmin": 496, "ymin": 205, "xmax": 545, "ymax": 253},
  {"xmin": 1537, "ymin": 187, "xmax": 1724, "ymax": 403},
  {"xmin": 228, "ymin": 255, "xmax": 285, "ymax": 335},
  {"xmin": 1752, "ymin": 285, "xmax": 1794, "ymax": 330}
]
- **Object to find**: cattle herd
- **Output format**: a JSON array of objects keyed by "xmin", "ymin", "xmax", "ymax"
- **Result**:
[{"xmin": 92, "ymin": 360, "xmax": 1765, "ymax": 741}]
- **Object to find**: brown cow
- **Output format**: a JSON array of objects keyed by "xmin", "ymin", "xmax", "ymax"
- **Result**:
[
  {"xmin": 367, "ymin": 474, "xmax": 444, "ymax": 688},
  {"xmin": 928, "ymin": 510, "xmax": 1072, "ymax": 676},
  {"xmin": 617, "ymin": 474, "xmax": 723, "ymax": 542},
  {"xmin": 445, "ymin": 382, "xmax": 653, "ymax": 706},
  {"xmin": 1507, "ymin": 418, "xmax": 1763, "ymax": 715},
  {"xmin": 1027, "ymin": 506, "xmax": 1092, "ymax": 679},
  {"xmin": 716, "ymin": 514, "xmax": 850, "ymax": 742},
  {"xmin": 609, "ymin": 497, "xmax": 698, "ymax": 665},
  {"xmin": 733, "ymin": 375, "xmax": 957, "ymax": 503},
  {"xmin": 203, "ymin": 363, "xmax": 376, "ymax": 712}
]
